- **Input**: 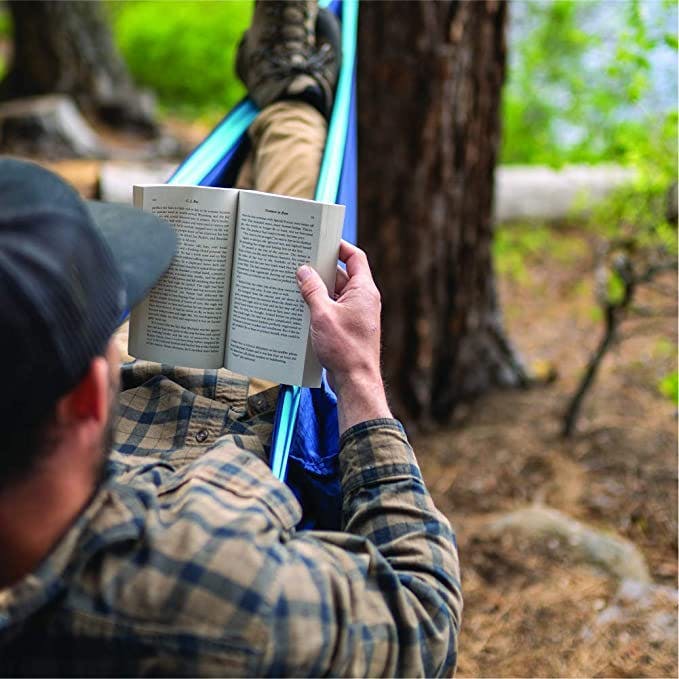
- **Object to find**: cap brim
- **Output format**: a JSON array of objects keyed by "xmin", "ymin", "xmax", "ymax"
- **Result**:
[{"xmin": 85, "ymin": 201, "xmax": 176, "ymax": 310}]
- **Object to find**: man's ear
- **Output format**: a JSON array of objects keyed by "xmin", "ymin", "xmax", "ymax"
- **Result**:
[{"xmin": 56, "ymin": 357, "xmax": 110, "ymax": 426}]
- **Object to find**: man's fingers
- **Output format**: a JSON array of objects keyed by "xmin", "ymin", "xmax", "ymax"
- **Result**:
[
  {"xmin": 338, "ymin": 240, "xmax": 372, "ymax": 279},
  {"xmin": 297, "ymin": 265, "xmax": 332, "ymax": 314},
  {"xmin": 334, "ymin": 265, "xmax": 349, "ymax": 297}
]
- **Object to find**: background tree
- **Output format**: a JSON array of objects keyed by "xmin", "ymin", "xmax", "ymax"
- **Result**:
[
  {"xmin": 358, "ymin": 0, "xmax": 526, "ymax": 425},
  {"xmin": 0, "ymin": 0, "xmax": 157, "ymax": 134}
]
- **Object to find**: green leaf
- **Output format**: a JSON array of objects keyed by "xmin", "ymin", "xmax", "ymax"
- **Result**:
[
  {"xmin": 664, "ymin": 33, "xmax": 679, "ymax": 50},
  {"xmin": 658, "ymin": 370, "xmax": 679, "ymax": 405},
  {"xmin": 606, "ymin": 271, "xmax": 626, "ymax": 305}
]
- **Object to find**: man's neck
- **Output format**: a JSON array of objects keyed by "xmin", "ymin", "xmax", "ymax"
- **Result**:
[{"xmin": 0, "ymin": 442, "xmax": 98, "ymax": 589}]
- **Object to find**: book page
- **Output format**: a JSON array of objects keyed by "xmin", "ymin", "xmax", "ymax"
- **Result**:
[
  {"xmin": 128, "ymin": 185, "xmax": 238, "ymax": 369},
  {"xmin": 300, "ymin": 200, "xmax": 345, "ymax": 385},
  {"xmin": 224, "ymin": 191, "xmax": 344, "ymax": 386}
]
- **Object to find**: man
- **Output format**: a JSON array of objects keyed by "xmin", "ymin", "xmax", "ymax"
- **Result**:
[{"xmin": 0, "ymin": 2, "xmax": 462, "ymax": 676}]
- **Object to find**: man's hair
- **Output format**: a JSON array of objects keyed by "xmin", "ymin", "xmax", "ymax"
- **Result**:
[{"xmin": 1, "ymin": 407, "xmax": 58, "ymax": 491}]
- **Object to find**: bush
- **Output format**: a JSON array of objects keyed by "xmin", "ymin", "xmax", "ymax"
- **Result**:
[
  {"xmin": 108, "ymin": 1, "xmax": 253, "ymax": 119},
  {"xmin": 503, "ymin": 0, "xmax": 678, "ymax": 165}
]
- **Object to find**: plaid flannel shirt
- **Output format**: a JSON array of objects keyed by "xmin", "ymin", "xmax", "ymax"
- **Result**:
[{"xmin": 0, "ymin": 362, "xmax": 462, "ymax": 677}]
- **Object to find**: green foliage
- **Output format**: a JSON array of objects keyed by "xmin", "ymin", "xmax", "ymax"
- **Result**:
[
  {"xmin": 494, "ymin": 223, "xmax": 549, "ymax": 281},
  {"xmin": 658, "ymin": 370, "xmax": 679, "ymax": 405},
  {"xmin": 0, "ymin": 5, "xmax": 11, "ymax": 80},
  {"xmin": 0, "ymin": 6, "xmax": 11, "ymax": 39},
  {"xmin": 653, "ymin": 338, "xmax": 676, "ymax": 358},
  {"xmin": 587, "ymin": 108, "xmax": 677, "ymax": 252},
  {"xmin": 588, "ymin": 306, "xmax": 604, "ymax": 323},
  {"xmin": 503, "ymin": 0, "xmax": 678, "ymax": 165},
  {"xmin": 606, "ymin": 271, "xmax": 626, "ymax": 305},
  {"xmin": 493, "ymin": 222, "xmax": 587, "ymax": 281},
  {"xmin": 578, "ymin": 9, "xmax": 678, "ymax": 268},
  {"xmin": 108, "ymin": 1, "xmax": 252, "ymax": 119}
]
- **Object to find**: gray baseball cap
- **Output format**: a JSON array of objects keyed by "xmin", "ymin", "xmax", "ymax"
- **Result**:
[{"xmin": 0, "ymin": 157, "xmax": 176, "ymax": 414}]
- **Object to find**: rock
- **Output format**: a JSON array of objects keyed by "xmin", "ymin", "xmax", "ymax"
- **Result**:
[
  {"xmin": 151, "ymin": 134, "xmax": 183, "ymax": 159},
  {"xmin": 483, "ymin": 506, "xmax": 651, "ymax": 583},
  {"xmin": 0, "ymin": 95, "xmax": 107, "ymax": 159},
  {"xmin": 592, "ymin": 579, "xmax": 678, "ymax": 645},
  {"xmin": 494, "ymin": 165, "xmax": 636, "ymax": 223},
  {"xmin": 97, "ymin": 161, "xmax": 178, "ymax": 203}
]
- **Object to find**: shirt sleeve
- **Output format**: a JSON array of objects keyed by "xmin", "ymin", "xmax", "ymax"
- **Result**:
[{"xmin": 257, "ymin": 419, "xmax": 462, "ymax": 678}]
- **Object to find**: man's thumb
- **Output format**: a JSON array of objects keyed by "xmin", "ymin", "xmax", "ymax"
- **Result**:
[{"xmin": 296, "ymin": 265, "xmax": 329, "ymax": 312}]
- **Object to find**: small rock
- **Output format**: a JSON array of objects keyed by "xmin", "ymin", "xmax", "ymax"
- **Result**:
[
  {"xmin": 617, "ymin": 578, "xmax": 677, "ymax": 607},
  {"xmin": 593, "ymin": 598, "xmax": 606, "ymax": 611},
  {"xmin": 592, "ymin": 579, "xmax": 678, "ymax": 645},
  {"xmin": 98, "ymin": 161, "xmax": 178, "ymax": 203},
  {"xmin": 595, "ymin": 604, "xmax": 623, "ymax": 626},
  {"xmin": 482, "ymin": 506, "xmax": 651, "ymax": 583},
  {"xmin": 0, "ymin": 95, "xmax": 107, "ymax": 159}
]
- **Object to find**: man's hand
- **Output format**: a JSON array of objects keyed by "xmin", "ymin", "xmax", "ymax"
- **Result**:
[{"xmin": 296, "ymin": 241, "xmax": 392, "ymax": 434}]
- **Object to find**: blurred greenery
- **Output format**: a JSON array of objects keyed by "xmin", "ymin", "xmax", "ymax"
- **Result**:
[
  {"xmin": 0, "ymin": 7, "xmax": 10, "ymax": 38},
  {"xmin": 502, "ymin": 0, "xmax": 677, "ymax": 166},
  {"xmin": 498, "ymin": 0, "xmax": 677, "ymax": 317},
  {"xmin": 0, "ymin": 4, "xmax": 10, "ymax": 80},
  {"xmin": 493, "ymin": 222, "xmax": 588, "ymax": 282},
  {"xmin": 103, "ymin": 0, "xmax": 678, "ymax": 167},
  {"xmin": 653, "ymin": 338, "xmax": 676, "ymax": 358},
  {"xmin": 106, "ymin": 1, "xmax": 252, "ymax": 121},
  {"xmin": 493, "ymin": 224, "xmax": 550, "ymax": 282},
  {"xmin": 658, "ymin": 370, "xmax": 678, "ymax": 405},
  {"xmin": 0, "ymin": 0, "xmax": 675, "ymax": 154},
  {"xmin": 583, "ymin": 106, "xmax": 677, "ymax": 323},
  {"xmin": 586, "ymin": 110, "xmax": 677, "ymax": 247}
]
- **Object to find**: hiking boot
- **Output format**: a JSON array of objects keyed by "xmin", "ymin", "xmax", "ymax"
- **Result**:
[
  {"xmin": 313, "ymin": 6, "xmax": 342, "ymax": 111},
  {"xmin": 236, "ymin": 1, "xmax": 341, "ymax": 118}
]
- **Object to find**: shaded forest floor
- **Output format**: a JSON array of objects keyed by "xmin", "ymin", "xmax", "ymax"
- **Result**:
[{"xmin": 414, "ymin": 223, "xmax": 678, "ymax": 677}]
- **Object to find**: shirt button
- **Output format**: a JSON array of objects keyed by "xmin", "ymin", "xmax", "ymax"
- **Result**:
[
  {"xmin": 253, "ymin": 394, "xmax": 266, "ymax": 410},
  {"xmin": 195, "ymin": 429, "xmax": 209, "ymax": 443}
]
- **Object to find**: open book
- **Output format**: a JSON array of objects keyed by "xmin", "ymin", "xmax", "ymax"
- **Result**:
[{"xmin": 128, "ymin": 185, "xmax": 345, "ymax": 387}]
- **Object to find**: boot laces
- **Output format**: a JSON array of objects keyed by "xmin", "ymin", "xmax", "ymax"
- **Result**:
[
  {"xmin": 264, "ymin": 42, "xmax": 333, "ymax": 76},
  {"xmin": 262, "ymin": 2, "xmax": 312, "ymax": 52}
]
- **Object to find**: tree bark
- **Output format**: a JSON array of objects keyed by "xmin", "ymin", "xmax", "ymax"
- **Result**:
[
  {"xmin": 358, "ymin": 0, "xmax": 526, "ymax": 425},
  {"xmin": 1, "ymin": 0, "xmax": 157, "ymax": 135}
]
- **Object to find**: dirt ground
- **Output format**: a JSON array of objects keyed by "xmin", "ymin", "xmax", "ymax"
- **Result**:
[{"xmin": 413, "ymin": 225, "xmax": 678, "ymax": 677}]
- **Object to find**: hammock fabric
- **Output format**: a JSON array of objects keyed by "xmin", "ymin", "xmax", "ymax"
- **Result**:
[{"xmin": 167, "ymin": 0, "xmax": 358, "ymax": 529}]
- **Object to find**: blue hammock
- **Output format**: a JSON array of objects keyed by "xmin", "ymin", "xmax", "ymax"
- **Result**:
[{"xmin": 167, "ymin": 0, "xmax": 358, "ymax": 529}]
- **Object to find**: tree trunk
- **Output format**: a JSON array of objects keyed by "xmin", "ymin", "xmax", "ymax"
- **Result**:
[
  {"xmin": 1, "ymin": 0, "xmax": 157, "ymax": 135},
  {"xmin": 358, "ymin": 0, "xmax": 526, "ymax": 425}
]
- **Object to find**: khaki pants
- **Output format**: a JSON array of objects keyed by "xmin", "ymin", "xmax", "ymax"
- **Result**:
[{"xmin": 236, "ymin": 100, "xmax": 327, "ymax": 200}]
